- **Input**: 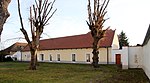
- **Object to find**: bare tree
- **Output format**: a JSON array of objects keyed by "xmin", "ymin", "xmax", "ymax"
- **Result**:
[
  {"xmin": 17, "ymin": 0, "xmax": 57, "ymax": 70},
  {"xmin": 86, "ymin": 0, "xmax": 110, "ymax": 68},
  {"xmin": 0, "ymin": 0, "xmax": 11, "ymax": 40}
]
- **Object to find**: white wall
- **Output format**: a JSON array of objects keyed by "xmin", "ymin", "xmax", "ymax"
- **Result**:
[
  {"xmin": 13, "ymin": 51, "xmax": 21, "ymax": 61},
  {"xmin": 11, "ymin": 51, "xmax": 22, "ymax": 61},
  {"xmin": 112, "ymin": 47, "xmax": 129, "ymax": 69},
  {"xmin": 112, "ymin": 49, "xmax": 121, "ymax": 63},
  {"xmin": 128, "ymin": 46, "xmax": 143, "ymax": 68},
  {"xmin": 22, "ymin": 48, "xmax": 113, "ymax": 64},
  {"xmin": 22, "ymin": 51, "xmax": 31, "ymax": 61},
  {"xmin": 143, "ymin": 40, "xmax": 150, "ymax": 79},
  {"xmin": 121, "ymin": 47, "xmax": 129, "ymax": 69},
  {"xmin": 112, "ymin": 46, "xmax": 143, "ymax": 69},
  {"xmin": 112, "ymin": 31, "xmax": 120, "ymax": 49}
]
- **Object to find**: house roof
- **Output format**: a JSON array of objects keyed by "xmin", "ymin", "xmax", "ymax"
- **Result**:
[
  {"xmin": 1, "ymin": 42, "xmax": 27, "ymax": 53},
  {"xmin": 24, "ymin": 29, "xmax": 115, "ymax": 51},
  {"xmin": 143, "ymin": 25, "xmax": 150, "ymax": 46}
]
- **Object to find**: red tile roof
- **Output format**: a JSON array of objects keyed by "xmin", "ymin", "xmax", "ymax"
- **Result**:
[
  {"xmin": 24, "ymin": 29, "xmax": 115, "ymax": 51},
  {"xmin": 1, "ymin": 42, "xmax": 27, "ymax": 53}
]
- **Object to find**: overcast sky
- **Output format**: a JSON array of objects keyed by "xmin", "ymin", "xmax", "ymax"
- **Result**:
[{"xmin": 1, "ymin": 0, "xmax": 150, "ymax": 49}]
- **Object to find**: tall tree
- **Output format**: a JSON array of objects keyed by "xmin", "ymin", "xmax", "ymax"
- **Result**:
[
  {"xmin": 17, "ymin": 0, "xmax": 57, "ymax": 70},
  {"xmin": 86, "ymin": 0, "xmax": 110, "ymax": 68},
  {"xmin": 118, "ymin": 31, "xmax": 129, "ymax": 49},
  {"xmin": 0, "ymin": 0, "xmax": 11, "ymax": 40}
]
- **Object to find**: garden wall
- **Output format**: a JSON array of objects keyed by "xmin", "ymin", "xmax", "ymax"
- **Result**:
[
  {"xmin": 143, "ymin": 40, "xmax": 150, "ymax": 79},
  {"xmin": 112, "ymin": 46, "xmax": 143, "ymax": 69}
]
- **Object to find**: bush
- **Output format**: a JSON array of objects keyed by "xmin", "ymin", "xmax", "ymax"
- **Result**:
[
  {"xmin": 0, "ymin": 55, "xmax": 5, "ymax": 62},
  {"xmin": 4, "ymin": 57, "xmax": 13, "ymax": 62}
]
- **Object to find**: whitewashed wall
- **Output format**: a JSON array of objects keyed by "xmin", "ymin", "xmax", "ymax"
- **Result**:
[
  {"xmin": 112, "ymin": 47, "xmax": 129, "ymax": 69},
  {"xmin": 121, "ymin": 47, "xmax": 129, "ymax": 69},
  {"xmin": 128, "ymin": 46, "xmax": 143, "ymax": 68},
  {"xmin": 12, "ymin": 51, "xmax": 21, "ymax": 61},
  {"xmin": 143, "ymin": 40, "xmax": 150, "ymax": 79},
  {"xmin": 22, "ymin": 51, "xmax": 31, "ymax": 61},
  {"xmin": 112, "ymin": 31, "xmax": 120, "ymax": 49},
  {"xmin": 22, "ymin": 48, "xmax": 112, "ymax": 64}
]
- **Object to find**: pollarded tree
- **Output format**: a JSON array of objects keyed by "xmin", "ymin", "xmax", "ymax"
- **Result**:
[
  {"xmin": 0, "ymin": 0, "xmax": 11, "ymax": 40},
  {"xmin": 118, "ymin": 31, "xmax": 129, "ymax": 49},
  {"xmin": 86, "ymin": 0, "xmax": 110, "ymax": 68},
  {"xmin": 17, "ymin": 0, "xmax": 57, "ymax": 70}
]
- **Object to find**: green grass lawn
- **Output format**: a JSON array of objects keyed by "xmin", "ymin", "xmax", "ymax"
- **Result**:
[{"xmin": 0, "ymin": 62, "xmax": 149, "ymax": 83}]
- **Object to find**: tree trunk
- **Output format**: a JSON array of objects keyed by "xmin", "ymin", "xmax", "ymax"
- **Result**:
[
  {"xmin": 0, "ymin": 0, "xmax": 11, "ymax": 38},
  {"xmin": 29, "ymin": 49, "xmax": 37, "ymax": 70},
  {"xmin": 36, "ymin": 54, "xmax": 39, "ymax": 66},
  {"xmin": 92, "ymin": 38, "xmax": 99, "ymax": 68},
  {"xmin": 29, "ymin": 35, "xmax": 40, "ymax": 70},
  {"xmin": 92, "ymin": 50, "xmax": 99, "ymax": 68}
]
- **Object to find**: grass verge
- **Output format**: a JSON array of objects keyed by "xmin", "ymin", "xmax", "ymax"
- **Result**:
[{"xmin": 0, "ymin": 62, "xmax": 149, "ymax": 83}]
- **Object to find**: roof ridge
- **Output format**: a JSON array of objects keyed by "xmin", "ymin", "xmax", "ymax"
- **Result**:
[
  {"xmin": 40, "ymin": 29, "xmax": 115, "ymax": 41},
  {"xmin": 40, "ymin": 32, "xmax": 90, "ymax": 41}
]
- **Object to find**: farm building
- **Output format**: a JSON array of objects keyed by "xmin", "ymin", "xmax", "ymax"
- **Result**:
[
  {"xmin": 22, "ymin": 29, "xmax": 120, "ymax": 64},
  {"xmin": 3, "ymin": 27, "xmax": 150, "ymax": 79}
]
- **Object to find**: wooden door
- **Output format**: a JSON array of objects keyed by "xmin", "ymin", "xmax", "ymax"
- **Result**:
[{"xmin": 116, "ymin": 54, "xmax": 121, "ymax": 64}]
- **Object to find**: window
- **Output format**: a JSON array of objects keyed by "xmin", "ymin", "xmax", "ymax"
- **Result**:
[
  {"xmin": 49, "ymin": 54, "xmax": 52, "ymax": 61},
  {"xmin": 86, "ymin": 54, "xmax": 90, "ymax": 62},
  {"xmin": 57, "ymin": 54, "xmax": 60, "ymax": 61},
  {"xmin": 72, "ymin": 54, "xmax": 76, "ymax": 62},
  {"xmin": 40, "ymin": 54, "xmax": 44, "ymax": 61}
]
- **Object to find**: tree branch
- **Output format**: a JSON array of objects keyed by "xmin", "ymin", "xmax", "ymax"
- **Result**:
[
  {"xmin": 87, "ymin": 0, "xmax": 93, "ymax": 25},
  {"xmin": 42, "ymin": 2, "xmax": 51, "ymax": 22},
  {"xmin": 42, "ymin": 0, "xmax": 56, "ymax": 23},
  {"xmin": 41, "ymin": 0, "xmax": 48, "ymax": 12},
  {"xmin": 101, "ymin": 0, "xmax": 110, "ymax": 15},
  {"xmin": 43, "ymin": 9, "xmax": 57, "ymax": 26},
  {"xmin": 17, "ymin": 0, "xmax": 31, "ymax": 45}
]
